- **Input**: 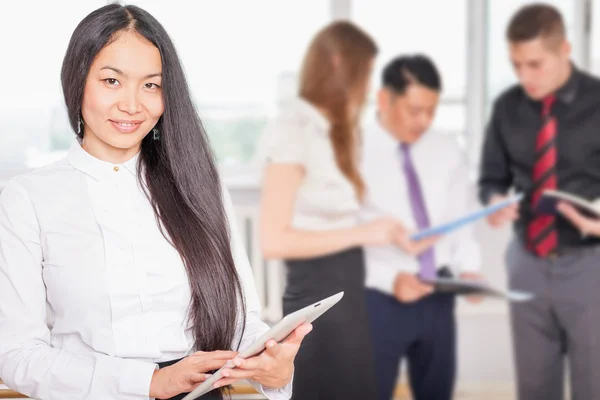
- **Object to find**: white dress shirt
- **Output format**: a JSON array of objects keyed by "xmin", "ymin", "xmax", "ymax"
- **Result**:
[
  {"xmin": 359, "ymin": 118, "xmax": 481, "ymax": 295},
  {"xmin": 0, "ymin": 142, "xmax": 291, "ymax": 400},
  {"xmin": 257, "ymin": 97, "xmax": 360, "ymax": 230}
]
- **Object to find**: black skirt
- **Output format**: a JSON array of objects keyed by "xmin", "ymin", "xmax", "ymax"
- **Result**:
[
  {"xmin": 283, "ymin": 247, "xmax": 378, "ymax": 400},
  {"xmin": 157, "ymin": 359, "xmax": 223, "ymax": 400}
]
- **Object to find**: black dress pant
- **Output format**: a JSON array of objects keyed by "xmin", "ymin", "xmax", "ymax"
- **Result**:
[{"xmin": 283, "ymin": 247, "xmax": 378, "ymax": 400}]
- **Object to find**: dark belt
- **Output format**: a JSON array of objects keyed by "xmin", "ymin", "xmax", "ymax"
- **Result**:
[
  {"xmin": 156, "ymin": 359, "xmax": 222, "ymax": 400},
  {"xmin": 543, "ymin": 245, "xmax": 600, "ymax": 260}
]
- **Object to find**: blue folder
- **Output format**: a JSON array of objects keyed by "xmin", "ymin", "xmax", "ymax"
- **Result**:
[{"xmin": 409, "ymin": 193, "xmax": 524, "ymax": 241}]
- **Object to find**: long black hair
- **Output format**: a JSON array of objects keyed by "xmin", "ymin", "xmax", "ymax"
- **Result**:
[{"xmin": 61, "ymin": 3, "xmax": 245, "ymax": 374}]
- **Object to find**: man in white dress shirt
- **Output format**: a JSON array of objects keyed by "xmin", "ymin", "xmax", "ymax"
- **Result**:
[{"xmin": 360, "ymin": 55, "xmax": 482, "ymax": 400}]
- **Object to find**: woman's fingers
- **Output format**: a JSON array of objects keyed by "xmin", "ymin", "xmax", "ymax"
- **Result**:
[
  {"xmin": 189, "ymin": 372, "xmax": 212, "ymax": 384},
  {"xmin": 191, "ymin": 350, "xmax": 237, "ymax": 359},
  {"xmin": 212, "ymin": 377, "xmax": 238, "ymax": 389},
  {"xmin": 194, "ymin": 358, "xmax": 231, "ymax": 372}
]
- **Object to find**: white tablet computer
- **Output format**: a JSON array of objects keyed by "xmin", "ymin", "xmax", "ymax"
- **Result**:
[{"xmin": 182, "ymin": 291, "xmax": 344, "ymax": 400}]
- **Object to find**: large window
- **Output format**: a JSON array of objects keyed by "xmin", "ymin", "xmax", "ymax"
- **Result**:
[
  {"xmin": 0, "ymin": 0, "xmax": 330, "ymax": 173},
  {"xmin": 0, "ymin": 0, "xmax": 107, "ymax": 173},
  {"xmin": 0, "ymin": 0, "xmax": 595, "ymax": 180},
  {"xmin": 134, "ymin": 0, "xmax": 329, "ymax": 166},
  {"xmin": 592, "ymin": 0, "xmax": 600, "ymax": 75}
]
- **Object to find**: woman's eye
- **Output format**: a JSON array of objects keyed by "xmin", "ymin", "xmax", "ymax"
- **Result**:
[
  {"xmin": 104, "ymin": 78, "xmax": 119, "ymax": 86},
  {"xmin": 145, "ymin": 83, "xmax": 160, "ymax": 90}
]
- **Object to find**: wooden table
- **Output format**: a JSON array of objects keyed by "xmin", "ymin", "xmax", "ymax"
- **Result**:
[
  {"xmin": 0, "ymin": 380, "xmax": 260, "ymax": 399},
  {"xmin": 1, "ymin": 378, "xmax": 411, "ymax": 399},
  {"xmin": 0, "ymin": 380, "xmax": 22, "ymax": 399}
]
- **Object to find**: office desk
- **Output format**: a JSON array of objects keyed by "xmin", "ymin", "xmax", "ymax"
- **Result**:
[{"xmin": 0, "ymin": 380, "xmax": 262, "ymax": 399}]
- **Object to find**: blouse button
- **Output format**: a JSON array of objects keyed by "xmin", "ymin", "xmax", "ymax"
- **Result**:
[{"xmin": 113, "ymin": 166, "xmax": 119, "ymax": 172}]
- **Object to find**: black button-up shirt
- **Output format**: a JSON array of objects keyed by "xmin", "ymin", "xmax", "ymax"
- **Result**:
[{"xmin": 478, "ymin": 66, "xmax": 600, "ymax": 249}]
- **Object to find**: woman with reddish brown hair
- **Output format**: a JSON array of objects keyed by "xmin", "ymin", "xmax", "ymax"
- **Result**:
[{"xmin": 259, "ymin": 21, "xmax": 400, "ymax": 399}]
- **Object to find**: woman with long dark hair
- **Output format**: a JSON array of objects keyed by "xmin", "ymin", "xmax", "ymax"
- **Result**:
[
  {"xmin": 0, "ymin": 4, "xmax": 308, "ymax": 400},
  {"xmin": 259, "ymin": 22, "xmax": 419, "ymax": 399}
]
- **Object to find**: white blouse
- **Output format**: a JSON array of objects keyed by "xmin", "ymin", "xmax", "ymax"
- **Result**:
[
  {"xmin": 259, "ymin": 97, "xmax": 360, "ymax": 231},
  {"xmin": 0, "ymin": 143, "xmax": 291, "ymax": 400}
]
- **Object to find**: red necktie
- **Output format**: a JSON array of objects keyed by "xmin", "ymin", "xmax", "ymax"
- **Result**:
[{"xmin": 528, "ymin": 95, "xmax": 558, "ymax": 257}]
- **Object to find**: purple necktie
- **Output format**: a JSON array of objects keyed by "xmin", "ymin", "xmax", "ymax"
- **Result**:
[{"xmin": 400, "ymin": 143, "xmax": 436, "ymax": 280}]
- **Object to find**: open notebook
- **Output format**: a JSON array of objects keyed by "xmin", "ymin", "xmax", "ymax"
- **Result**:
[{"xmin": 536, "ymin": 189, "xmax": 600, "ymax": 217}]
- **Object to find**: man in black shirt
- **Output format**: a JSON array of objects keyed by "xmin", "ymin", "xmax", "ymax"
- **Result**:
[{"xmin": 479, "ymin": 4, "xmax": 600, "ymax": 400}]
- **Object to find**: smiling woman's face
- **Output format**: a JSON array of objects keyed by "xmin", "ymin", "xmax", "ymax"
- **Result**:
[{"xmin": 81, "ymin": 30, "xmax": 164, "ymax": 162}]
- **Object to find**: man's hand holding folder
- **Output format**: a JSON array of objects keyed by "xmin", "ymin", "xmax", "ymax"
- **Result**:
[
  {"xmin": 393, "ymin": 273, "xmax": 434, "ymax": 303},
  {"xmin": 487, "ymin": 194, "xmax": 520, "ymax": 228},
  {"xmin": 393, "ymin": 271, "xmax": 486, "ymax": 304},
  {"xmin": 392, "ymin": 223, "xmax": 485, "ymax": 304},
  {"xmin": 558, "ymin": 202, "xmax": 600, "ymax": 238}
]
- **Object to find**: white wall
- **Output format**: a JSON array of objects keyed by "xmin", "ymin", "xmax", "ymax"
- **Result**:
[{"xmin": 456, "ymin": 222, "xmax": 514, "ymax": 391}]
